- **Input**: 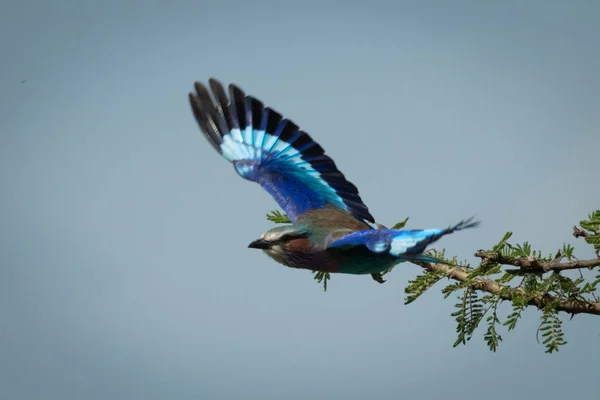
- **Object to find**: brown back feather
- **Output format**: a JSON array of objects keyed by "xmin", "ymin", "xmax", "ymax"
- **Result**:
[{"xmin": 295, "ymin": 208, "xmax": 372, "ymax": 232}]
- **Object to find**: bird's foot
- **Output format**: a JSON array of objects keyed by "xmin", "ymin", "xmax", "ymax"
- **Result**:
[{"xmin": 371, "ymin": 273, "xmax": 386, "ymax": 284}]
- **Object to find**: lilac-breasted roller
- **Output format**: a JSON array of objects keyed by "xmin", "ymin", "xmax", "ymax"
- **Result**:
[{"xmin": 189, "ymin": 78, "xmax": 479, "ymax": 283}]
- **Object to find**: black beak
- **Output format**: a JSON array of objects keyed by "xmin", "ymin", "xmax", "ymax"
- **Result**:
[{"xmin": 248, "ymin": 238, "xmax": 271, "ymax": 249}]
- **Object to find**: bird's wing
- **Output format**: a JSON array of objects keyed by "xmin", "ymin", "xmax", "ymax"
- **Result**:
[
  {"xmin": 189, "ymin": 78, "xmax": 374, "ymax": 223},
  {"xmin": 327, "ymin": 218, "xmax": 479, "ymax": 262}
]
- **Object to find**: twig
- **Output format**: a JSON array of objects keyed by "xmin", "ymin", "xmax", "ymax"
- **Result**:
[
  {"xmin": 412, "ymin": 261, "xmax": 600, "ymax": 316},
  {"xmin": 573, "ymin": 226, "xmax": 590, "ymax": 239},
  {"xmin": 474, "ymin": 250, "xmax": 600, "ymax": 273}
]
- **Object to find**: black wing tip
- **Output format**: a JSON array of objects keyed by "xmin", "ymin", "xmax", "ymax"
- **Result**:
[
  {"xmin": 208, "ymin": 77, "xmax": 223, "ymax": 86},
  {"xmin": 189, "ymin": 79, "xmax": 230, "ymax": 153},
  {"xmin": 207, "ymin": 78, "xmax": 227, "ymax": 98},
  {"xmin": 228, "ymin": 83, "xmax": 245, "ymax": 98},
  {"xmin": 189, "ymin": 78, "xmax": 376, "ymax": 223},
  {"xmin": 450, "ymin": 217, "xmax": 481, "ymax": 232},
  {"xmin": 191, "ymin": 77, "xmax": 232, "ymax": 104},
  {"xmin": 311, "ymin": 154, "xmax": 374, "ymax": 223},
  {"xmin": 193, "ymin": 80, "xmax": 206, "ymax": 92}
]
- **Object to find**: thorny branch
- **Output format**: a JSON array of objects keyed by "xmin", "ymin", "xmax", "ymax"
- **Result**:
[
  {"xmin": 414, "ymin": 261, "xmax": 600, "ymax": 316},
  {"xmin": 573, "ymin": 226, "xmax": 590, "ymax": 239},
  {"xmin": 473, "ymin": 251, "xmax": 600, "ymax": 273}
]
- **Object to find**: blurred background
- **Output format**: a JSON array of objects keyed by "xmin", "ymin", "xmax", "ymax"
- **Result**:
[{"xmin": 1, "ymin": 1, "xmax": 599, "ymax": 399}]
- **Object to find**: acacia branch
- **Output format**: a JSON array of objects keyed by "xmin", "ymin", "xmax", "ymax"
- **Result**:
[
  {"xmin": 473, "ymin": 250, "xmax": 600, "ymax": 273},
  {"xmin": 573, "ymin": 226, "xmax": 591, "ymax": 239},
  {"xmin": 414, "ymin": 261, "xmax": 600, "ymax": 316}
]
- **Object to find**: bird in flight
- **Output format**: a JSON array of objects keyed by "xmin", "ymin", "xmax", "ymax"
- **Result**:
[{"xmin": 189, "ymin": 79, "xmax": 479, "ymax": 283}]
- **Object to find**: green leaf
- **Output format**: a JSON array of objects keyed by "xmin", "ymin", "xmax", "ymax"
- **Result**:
[
  {"xmin": 579, "ymin": 211, "xmax": 600, "ymax": 254},
  {"xmin": 556, "ymin": 275, "xmax": 581, "ymax": 294},
  {"xmin": 404, "ymin": 270, "xmax": 445, "ymax": 304},
  {"xmin": 452, "ymin": 289, "xmax": 486, "ymax": 347},
  {"xmin": 468, "ymin": 262, "xmax": 502, "ymax": 279},
  {"xmin": 584, "ymin": 234, "xmax": 600, "ymax": 254},
  {"xmin": 496, "ymin": 272, "xmax": 516, "ymax": 284},
  {"xmin": 536, "ymin": 308, "xmax": 567, "ymax": 354},
  {"xmin": 312, "ymin": 270, "xmax": 331, "ymax": 291},
  {"xmin": 484, "ymin": 298, "xmax": 503, "ymax": 352},
  {"xmin": 492, "ymin": 232, "xmax": 513, "ymax": 253},
  {"xmin": 452, "ymin": 292, "xmax": 469, "ymax": 347},
  {"xmin": 442, "ymin": 282, "xmax": 467, "ymax": 299},
  {"xmin": 581, "ymin": 272, "xmax": 600, "ymax": 294},
  {"xmin": 511, "ymin": 242, "xmax": 532, "ymax": 258},
  {"xmin": 579, "ymin": 210, "xmax": 600, "ymax": 232},
  {"xmin": 392, "ymin": 217, "xmax": 409, "ymax": 230},
  {"xmin": 266, "ymin": 210, "xmax": 291, "ymax": 224},
  {"xmin": 562, "ymin": 243, "xmax": 575, "ymax": 259},
  {"xmin": 503, "ymin": 297, "xmax": 525, "ymax": 332}
]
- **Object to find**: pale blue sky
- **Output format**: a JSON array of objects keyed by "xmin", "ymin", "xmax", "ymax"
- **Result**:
[{"xmin": 1, "ymin": 1, "xmax": 599, "ymax": 399}]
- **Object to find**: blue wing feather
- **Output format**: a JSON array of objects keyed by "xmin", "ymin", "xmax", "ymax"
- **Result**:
[
  {"xmin": 328, "ymin": 218, "xmax": 480, "ymax": 261},
  {"xmin": 189, "ymin": 78, "xmax": 374, "ymax": 223}
]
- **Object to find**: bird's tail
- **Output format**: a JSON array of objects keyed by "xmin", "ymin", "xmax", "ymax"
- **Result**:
[
  {"xmin": 402, "ymin": 217, "xmax": 480, "ymax": 254},
  {"xmin": 328, "ymin": 217, "xmax": 480, "ymax": 262}
]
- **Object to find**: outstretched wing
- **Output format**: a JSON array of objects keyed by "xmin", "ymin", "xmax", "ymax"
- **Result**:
[
  {"xmin": 327, "ymin": 218, "xmax": 480, "ymax": 262},
  {"xmin": 189, "ymin": 78, "xmax": 374, "ymax": 223}
]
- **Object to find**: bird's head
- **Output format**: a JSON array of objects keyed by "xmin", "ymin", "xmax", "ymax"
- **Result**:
[{"xmin": 248, "ymin": 225, "xmax": 310, "ymax": 264}]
